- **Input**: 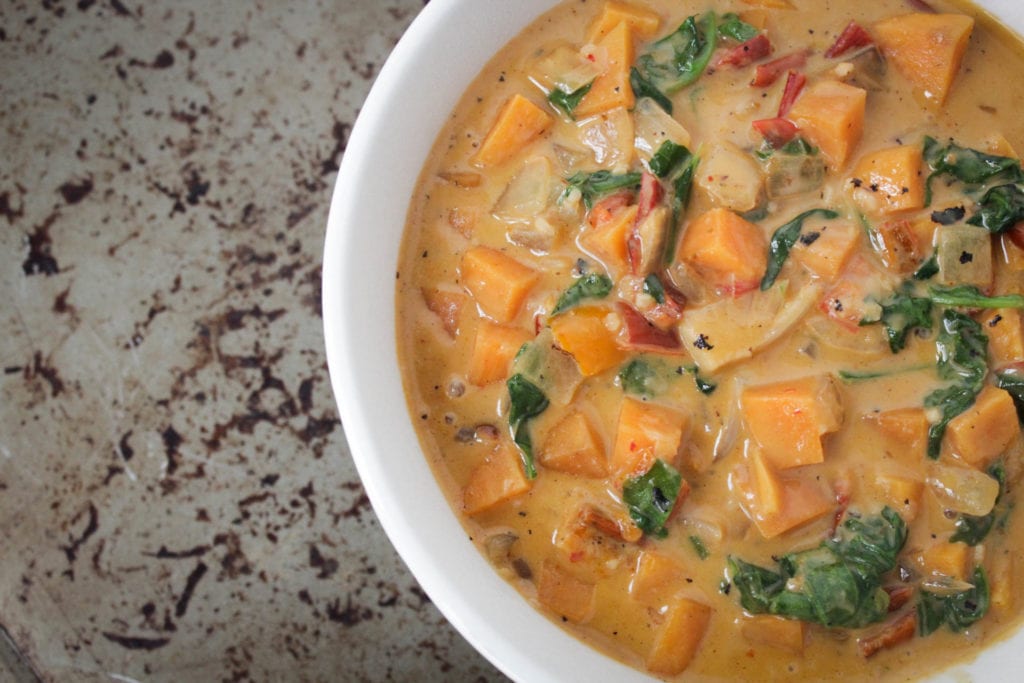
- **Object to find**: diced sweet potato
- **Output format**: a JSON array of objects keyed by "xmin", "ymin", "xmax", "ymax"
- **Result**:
[
  {"xmin": 741, "ymin": 375, "xmax": 843, "ymax": 469},
  {"xmin": 792, "ymin": 218, "xmax": 860, "ymax": 282},
  {"xmin": 576, "ymin": 21, "xmax": 635, "ymax": 118},
  {"xmin": 990, "ymin": 553, "xmax": 1015, "ymax": 612},
  {"xmin": 738, "ymin": 447, "xmax": 835, "ymax": 538},
  {"xmin": 678, "ymin": 208, "xmax": 768, "ymax": 294},
  {"xmin": 538, "ymin": 410, "xmax": 609, "ymax": 478},
  {"xmin": 787, "ymin": 80, "xmax": 867, "ymax": 169},
  {"xmin": 472, "ymin": 93, "xmax": 554, "ymax": 167},
  {"xmin": 946, "ymin": 385, "xmax": 1020, "ymax": 468},
  {"xmin": 630, "ymin": 550, "xmax": 686, "ymax": 605},
  {"xmin": 873, "ymin": 13, "xmax": 974, "ymax": 104},
  {"xmin": 611, "ymin": 397, "xmax": 688, "ymax": 484},
  {"xmin": 740, "ymin": 615, "xmax": 805, "ymax": 654},
  {"xmin": 463, "ymin": 441, "xmax": 532, "ymax": 515},
  {"xmin": 871, "ymin": 407, "xmax": 929, "ymax": 462},
  {"xmin": 589, "ymin": 1, "xmax": 661, "ymax": 41},
  {"xmin": 549, "ymin": 306, "xmax": 626, "ymax": 376},
  {"xmin": 467, "ymin": 322, "xmax": 532, "ymax": 386},
  {"xmin": 554, "ymin": 504, "xmax": 640, "ymax": 578},
  {"xmin": 536, "ymin": 559, "xmax": 596, "ymax": 623},
  {"xmin": 748, "ymin": 445, "xmax": 783, "ymax": 517},
  {"xmin": 875, "ymin": 472, "xmax": 924, "ymax": 522},
  {"xmin": 579, "ymin": 204, "xmax": 639, "ymax": 278},
  {"xmin": 461, "ymin": 245, "xmax": 539, "ymax": 323},
  {"xmin": 982, "ymin": 308, "xmax": 1024, "ymax": 366},
  {"xmin": 646, "ymin": 597, "xmax": 712, "ymax": 676},
  {"xmin": 919, "ymin": 541, "xmax": 972, "ymax": 582},
  {"xmin": 421, "ymin": 287, "xmax": 465, "ymax": 338},
  {"xmin": 851, "ymin": 145, "xmax": 925, "ymax": 215}
]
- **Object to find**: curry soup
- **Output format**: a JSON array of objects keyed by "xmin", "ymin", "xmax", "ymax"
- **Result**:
[{"xmin": 396, "ymin": 0, "xmax": 1024, "ymax": 679}]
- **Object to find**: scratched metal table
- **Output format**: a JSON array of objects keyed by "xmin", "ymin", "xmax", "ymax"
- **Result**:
[{"xmin": 0, "ymin": 1, "xmax": 505, "ymax": 681}]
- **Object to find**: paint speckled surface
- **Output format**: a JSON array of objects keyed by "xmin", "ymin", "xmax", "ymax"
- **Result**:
[{"xmin": 0, "ymin": 1, "xmax": 507, "ymax": 681}]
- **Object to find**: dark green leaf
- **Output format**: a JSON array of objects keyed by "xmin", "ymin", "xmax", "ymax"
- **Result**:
[
  {"xmin": 717, "ymin": 12, "xmax": 759, "ymax": 42},
  {"xmin": 642, "ymin": 273, "xmax": 667, "ymax": 304},
  {"xmin": 760, "ymin": 208, "xmax": 839, "ymax": 290},
  {"xmin": 689, "ymin": 534, "xmax": 710, "ymax": 560},
  {"xmin": 918, "ymin": 567, "xmax": 989, "ymax": 635},
  {"xmin": 630, "ymin": 70, "xmax": 673, "ymax": 114},
  {"xmin": 996, "ymin": 368, "xmax": 1024, "ymax": 421},
  {"xmin": 649, "ymin": 140, "xmax": 692, "ymax": 179},
  {"xmin": 923, "ymin": 136, "xmax": 1024, "ymax": 205},
  {"xmin": 551, "ymin": 273, "xmax": 613, "ymax": 315},
  {"xmin": 779, "ymin": 137, "xmax": 815, "ymax": 156},
  {"xmin": 929, "ymin": 284, "xmax": 1024, "ymax": 309},
  {"xmin": 622, "ymin": 459, "xmax": 683, "ymax": 538},
  {"xmin": 860, "ymin": 285, "xmax": 934, "ymax": 353},
  {"xmin": 681, "ymin": 364, "xmax": 716, "ymax": 394},
  {"xmin": 547, "ymin": 80, "xmax": 593, "ymax": 120},
  {"xmin": 968, "ymin": 183, "xmax": 1024, "ymax": 233},
  {"xmin": 618, "ymin": 358, "xmax": 660, "ymax": 397},
  {"xmin": 913, "ymin": 253, "xmax": 939, "ymax": 281},
  {"xmin": 506, "ymin": 374, "xmax": 549, "ymax": 479},
  {"xmin": 664, "ymin": 153, "xmax": 700, "ymax": 264},
  {"xmin": 951, "ymin": 463, "xmax": 1007, "ymax": 546},
  {"xmin": 563, "ymin": 170, "xmax": 642, "ymax": 210},
  {"xmin": 634, "ymin": 13, "xmax": 717, "ymax": 95}
]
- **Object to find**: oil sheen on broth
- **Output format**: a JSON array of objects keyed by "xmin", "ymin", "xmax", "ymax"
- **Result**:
[{"xmin": 396, "ymin": 0, "xmax": 1024, "ymax": 679}]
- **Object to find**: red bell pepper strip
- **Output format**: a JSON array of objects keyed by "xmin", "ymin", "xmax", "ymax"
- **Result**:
[
  {"xmin": 616, "ymin": 303, "xmax": 680, "ymax": 351},
  {"xmin": 750, "ymin": 50, "xmax": 808, "ymax": 87},
  {"xmin": 716, "ymin": 34, "xmax": 772, "ymax": 69},
  {"xmin": 776, "ymin": 70, "xmax": 807, "ymax": 117},
  {"xmin": 824, "ymin": 21, "xmax": 874, "ymax": 59},
  {"xmin": 752, "ymin": 117, "xmax": 799, "ymax": 149}
]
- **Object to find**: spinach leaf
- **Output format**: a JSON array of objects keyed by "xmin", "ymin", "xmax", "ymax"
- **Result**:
[
  {"xmin": 717, "ymin": 12, "xmax": 759, "ymax": 42},
  {"xmin": 996, "ymin": 368, "xmax": 1024, "ymax": 421},
  {"xmin": 664, "ymin": 152, "xmax": 700, "ymax": 265},
  {"xmin": 642, "ymin": 273, "xmax": 667, "ymax": 304},
  {"xmin": 563, "ymin": 170, "xmax": 642, "ymax": 210},
  {"xmin": 729, "ymin": 508, "xmax": 908, "ymax": 628},
  {"xmin": 681, "ymin": 364, "xmax": 717, "ymax": 394},
  {"xmin": 923, "ymin": 310, "xmax": 988, "ymax": 459},
  {"xmin": 760, "ymin": 208, "xmax": 839, "ymax": 290},
  {"xmin": 622, "ymin": 459, "xmax": 683, "ymax": 538},
  {"xmin": 618, "ymin": 358, "xmax": 660, "ymax": 397},
  {"xmin": 968, "ymin": 183, "xmax": 1024, "ymax": 233},
  {"xmin": 547, "ymin": 81, "xmax": 593, "ymax": 120},
  {"xmin": 634, "ymin": 13, "xmax": 717, "ymax": 96},
  {"xmin": 506, "ymin": 374, "xmax": 549, "ymax": 479},
  {"xmin": 918, "ymin": 567, "xmax": 990, "ymax": 635},
  {"xmin": 860, "ymin": 285, "xmax": 934, "ymax": 353},
  {"xmin": 923, "ymin": 136, "xmax": 1024, "ymax": 205},
  {"xmin": 551, "ymin": 273, "xmax": 613, "ymax": 315},
  {"xmin": 689, "ymin": 534, "xmax": 710, "ymax": 560},
  {"xmin": 928, "ymin": 283, "xmax": 1024, "ymax": 309},
  {"xmin": 913, "ymin": 252, "xmax": 939, "ymax": 280},
  {"xmin": 630, "ymin": 70, "xmax": 674, "ymax": 114},
  {"xmin": 951, "ymin": 462, "xmax": 1007, "ymax": 546},
  {"xmin": 648, "ymin": 140, "xmax": 692, "ymax": 179}
]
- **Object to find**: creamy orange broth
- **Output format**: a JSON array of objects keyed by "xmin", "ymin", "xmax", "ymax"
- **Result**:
[{"xmin": 396, "ymin": 0, "xmax": 1024, "ymax": 679}]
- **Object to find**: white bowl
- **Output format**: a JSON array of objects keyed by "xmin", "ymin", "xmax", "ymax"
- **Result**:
[{"xmin": 323, "ymin": 2, "xmax": 1024, "ymax": 681}]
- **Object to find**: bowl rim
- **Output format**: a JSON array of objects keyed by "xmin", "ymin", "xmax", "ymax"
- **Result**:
[{"xmin": 323, "ymin": 1, "xmax": 1024, "ymax": 681}]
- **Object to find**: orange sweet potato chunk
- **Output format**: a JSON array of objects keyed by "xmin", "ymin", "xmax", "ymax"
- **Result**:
[
  {"xmin": 875, "ymin": 472, "xmax": 924, "ymax": 522},
  {"xmin": 611, "ymin": 397, "xmax": 688, "ymax": 484},
  {"xmin": 472, "ymin": 93, "xmax": 554, "ymax": 167},
  {"xmin": 748, "ymin": 468, "xmax": 834, "ymax": 539},
  {"xmin": 851, "ymin": 145, "xmax": 925, "ymax": 214},
  {"xmin": 462, "ymin": 441, "xmax": 532, "ymax": 515},
  {"xmin": 579, "ymin": 204, "xmax": 639, "ymax": 278},
  {"xmin": 630, "ymin": 550, "xmax": 686, "ymax": 605},
  {"xmin": 741, "ymin": 615, "xmax": 805, "ymax": 654},
  {"xmin": 461, "ymin": 245, "xmax": 539, "ymax": 323},
  {"xmin": 467, "ymin": 321, "xmax": 531, "ymax": 386},
  {"xmin": 741, "ymin": 375, "xmax": 843, "ymax": 470},
  {"xmin": 792, "ymin": 218, "xmax": 859, "ymax": 282},
  {"xmin": 537, "ymin": 559, "xmax": 596, "ymax": 623},
  {"xmin": 982, "ymin": 308, "xmax": 1024, "ymax": 366},
  {"xmin": 576, "ymin": 21, "xmax": 635, "ymax": 118},
  {"xmin": 872, "ymin": 407, "xmax": 929, "ymax": 462},
  {"xmin": 549, "ymin": 306, "xmax": 626, "ymax": 376},
  {"xmin": 589, "ymin": 1, "xmax": 661, "ymax": 41},
  {"xmin": 919, "ymin": 541, "xmax": 972, "ymax": 582},
  {"xmin": 787, "ymin": 80, "xmax": 867, "ymax": 169},
  {"xmin": 538, "ymin": 410, "xmax": 609, "ymax": 478},
  {"xmin": 646, "ymin": 597, "xmax": 712, "ymax": 675},
  {"xmin": 946, "ymin": 385, "xmax": 1020, "ymax": 468},
  {"xmin": 873, "ymin": 13, "xmax": 974, "ymax": 104},
  {"xmin": 678, "ymin": 208, "xmax": 767, "ymax": 293}
]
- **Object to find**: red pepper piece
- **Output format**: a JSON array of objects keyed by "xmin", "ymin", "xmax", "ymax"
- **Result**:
[
  {"xmin": 750, "ymin": 50, "xmax": 809, "ymax": 87},
  {"xmin": 752, "ymin": 117, "xmax": 799, "ymax": 149},
  {"xmin": 824, "ymin": 21, "xmax": 874, "ymax": 59},
  {"xmin": 777, "ymin": 70, "xmax": 807, "ymax": 117},
  {"xmin": 716, "ymin": 34, "xmax": 772, "ymax": 68}
]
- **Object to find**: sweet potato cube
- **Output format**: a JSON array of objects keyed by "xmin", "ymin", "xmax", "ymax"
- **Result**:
[
  {"xmin": 467, "ymin": 322, "xmax": 531, "ymax": 386},
  {"xmin": 874, "ymin": 13, "xmax": 974, "ymax": 104},
  {"xmin": 982, "ymin": 308, "xmax": 1024, "ymax": 366},
  {"xmin": 462, "ymin": 441, "xmax": 532, "ymax": 515},
  {"xmin": 740, "ymin": 615, "xmax": 805, "ymax": 654},
  {"xmin": 647, "ymin": 597, "xmax": 712, "ymax": 675},
  {"xmin": 678, "ymin": 208, "xmax": 767, "ymax": 294},
  {"xmin": 472, "ymin": 93, "xmax": 554, "ymax": 167},
  {"xmin": 611, "ymin": 397, "xmax": 687, "ymax": 484},
  {"xmin": 792, "ymin": 218, "xmax": 860, "ymax": 282},
  {"xmin": 741, "ymin": 375, "xmax": 843, "ymax": 470},
  {"xmin": 538, "ymin": 410, "xmax": 609, "ymax": 478},
  {"xmin": 421, "ymin": 287, "xmax": 465, "ymax": 338},
  {"xmin": 946, "ymin": 385, "xmax": 1020, "ymax": 468},
  {"xmin": 576, "ymin": 21, "xmax": 635, "ymax": 118},
  {"xmin": 579, "ymin": 204, "xmax": 638, "ymax": 278},
  {"xmin": 748, "ymin": 445, "xmax": 783, "ymax": 517},
  {"xmin": 549, "ymin": 306, "xmax": 626, "ymax": 376},
  {"xmin": 787, "ymin": 80, "xmax": 867, "ymax": 169},
  {"xmin": 589, "ymin": 1, "xmax": 661, "ymax": 41},
  {"xmin": 739, "ymin": 447, "xmax": 834, "ymax": 538},
  {"xmin": 461, "ymin": 246, "xmax": 539, "ymax": 323},
  {"xmin": 537, "ymin": 559, "xmax": 596, "ymax": 623},
  {"xmin": 920, "ymin": 541, "xmax": 972, "ymax": 582},
  {"xmin": 990, "ymin": 553, "xmax": 1015, "ymax": 612},
  {"xmin": 851, "ymin": 145, "xmax": 925, "ymax": 215},
  {"xmin": 630, "ymin": 550, "xmax": 687, "ymax": 606},
  {"xmin": 875, "ymin": 472, "xmax": 924, "ymax": 522},
  {"xmin": 872, "ymin": 407, "xmax": 929, "ymax": 462}
]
